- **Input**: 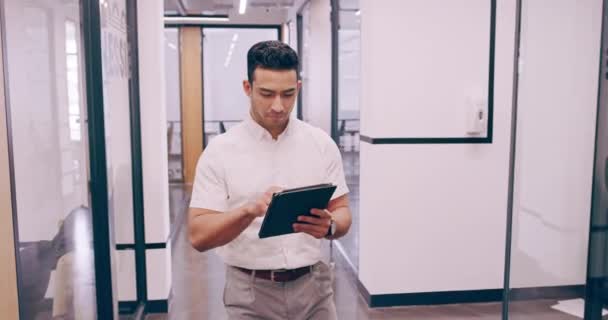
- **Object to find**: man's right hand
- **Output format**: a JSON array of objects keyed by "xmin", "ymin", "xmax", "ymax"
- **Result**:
[{"xmin": 244, "ymin": 186, "xmax": 282, "ymax": 218}]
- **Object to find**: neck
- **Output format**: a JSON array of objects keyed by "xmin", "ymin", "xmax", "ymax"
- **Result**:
[{"xmin": 250, "ymin": 110, "xmax": 288, "ymax": 140}]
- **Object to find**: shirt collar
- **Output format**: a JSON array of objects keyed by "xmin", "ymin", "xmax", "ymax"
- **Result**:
[{"xmin": 245, "ymin": 113, "xmax": 295, "ymax": 141}]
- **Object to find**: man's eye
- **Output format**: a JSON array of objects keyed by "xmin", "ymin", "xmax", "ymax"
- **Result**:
[{"xmin": 261, "ymin": 92, "xmax": 273, "ymax": 97}]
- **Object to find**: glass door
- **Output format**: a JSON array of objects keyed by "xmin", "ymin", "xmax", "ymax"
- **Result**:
[
  {"xmin": 504, "ymin": 0, "xmax": 603, "ymax": 319},
  {"xmin": 334, "ymin": 0, "xmax": 361, "ymax": 272},
  {"xmin": 584, "ymin": 0, "xmax": 608, "ymax": 317},
  {"xmin": 98, "ymin": 0, "xmax": 141, "ymax": 317},
  {"xmin": 2, "ymin": 0, "xmax": 99, "ymax": 318}
]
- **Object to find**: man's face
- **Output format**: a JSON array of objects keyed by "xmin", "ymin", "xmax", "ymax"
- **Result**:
[{"xmin": 243, "ymin": 67, "xmax": 300, "ymax": 132}]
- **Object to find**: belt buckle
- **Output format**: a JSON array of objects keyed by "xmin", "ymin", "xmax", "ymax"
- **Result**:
[{"xmin": 270, "ymin": 268, "xmax": 288, "ymax": 282}]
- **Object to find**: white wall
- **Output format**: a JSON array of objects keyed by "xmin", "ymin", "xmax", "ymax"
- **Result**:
[
  {"xmin": 358, "ymin": 0, "xmax": 602, "ymax": 296},
  {"xmin": 287, "ymin": 0, "xmax": 310, "ymax": 21},
  {"xmin": 509, "ymin": 0, "xmax": 602, "ymax": 288},
  {"xmin": 165, "ymin": 28, "xmax": 181, "ymax": 123},
  {"xmin": 202, "ymin": 28, "xmax": 278, "ymax": 123},
  {"xmin": 360, "ymin": 0, "xmax": 491, "ymax": 139},
  {"xmin": 165, "ymin": 28, "xmax": 182, "ymax": 160},
  {"xmin": 338, "ymin": 28, "xmax": 360, "ymax": 119},
  {"xmin": 303, "ymin": 0, "xmax": 332, "ymax": 134},
  {"xmin": 358, "ymin": 0, "xmax": 517, "ymax": 294},
  {"xmin": 138, "ymin": 0, "xmax": 172, "ymax": 300}
]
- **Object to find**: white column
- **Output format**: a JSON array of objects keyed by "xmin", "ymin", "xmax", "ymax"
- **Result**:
[
  {"xmin": 305, "ymin": 0, "xmax": 332, "ymax": 134},
  {"xmin": 137, "ymin": 0, "xmax": 172, "ymax": 301}
]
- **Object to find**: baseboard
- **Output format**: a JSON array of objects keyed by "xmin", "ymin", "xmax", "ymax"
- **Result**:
[
  {"xmin": 368, "ymin": 289, "xmax": 504, "ymax": 308},
  {"xmin": 510, "ymin": 285, "xmax": 584, "ymax": 301},
  {"xmin": 119, "ymin": 301, "xmax": 138, "ymax": 314},
  {"xmin": 332, "ymin": 246, "xmax": 584, "ymax": 308},
  {"xmin": 146, "ymin": 299, "xmax": 168, "ymax": 313},
  {"xmin": 119, "ymin": 299, "xmax": 168, "ymax": 315}
]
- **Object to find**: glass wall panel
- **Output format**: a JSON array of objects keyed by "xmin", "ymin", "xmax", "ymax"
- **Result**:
[
  {"xmin": 2, "ymin": 0, "xmax": 96, "ymax": 318},
  {"xmin": 506, "ymin": 0, "xmax": 602, "ymax": 318},
  {"xmin": 335, "ymin": 0, "xmax": 360, "ymax": 271},
  {"xmin": 165, "ymin": 28, "xmax": 183, "ymax": 184},
  {"xmin": 99, "ymin": 0, "xmax": 135, "ymax": 314}
]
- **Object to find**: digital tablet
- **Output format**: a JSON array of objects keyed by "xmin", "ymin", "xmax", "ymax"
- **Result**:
[{"xmin": 258, "ymin": 183, "xmax": 337, "ymax": 239}]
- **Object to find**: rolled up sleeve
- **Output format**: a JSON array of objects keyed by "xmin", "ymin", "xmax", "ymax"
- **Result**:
[
  {"xmin": 325, "ymin": 140, "xmax": 350, "ymax": 200},
  {"xmin": 189, "ymin": 143, "xmax": 228, "ymax": 212}
]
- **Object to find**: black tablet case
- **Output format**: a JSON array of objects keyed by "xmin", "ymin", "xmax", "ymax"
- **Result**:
[{"xmin": 258, "ymin": 184, "xmax": 337, "ymax": 239}]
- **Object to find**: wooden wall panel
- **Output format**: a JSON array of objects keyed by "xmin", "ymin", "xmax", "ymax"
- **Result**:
[{"xmin": 180, "ymin": 27, "xmax": 204, "ymax": 185}]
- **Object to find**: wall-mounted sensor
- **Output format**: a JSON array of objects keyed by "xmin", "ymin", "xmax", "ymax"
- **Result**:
[{"xmin": 466, "ymin": 94, "xmax": 487, "ymax": 136}]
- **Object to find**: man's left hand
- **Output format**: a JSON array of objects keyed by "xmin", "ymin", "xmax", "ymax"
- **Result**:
[{"xmin": 293, "ymin": 209, "xmax": 332, "ymax": 239}]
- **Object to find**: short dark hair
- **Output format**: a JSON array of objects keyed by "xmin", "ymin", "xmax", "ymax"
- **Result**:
[{"xmin": 247, "ymin": 40, "xmax": 299, "ymax": 83}]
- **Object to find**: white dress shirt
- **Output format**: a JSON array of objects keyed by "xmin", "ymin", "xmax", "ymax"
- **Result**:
[{"xmin": 189, "ymin": 115, "xmax": 349, "ymax": 270}]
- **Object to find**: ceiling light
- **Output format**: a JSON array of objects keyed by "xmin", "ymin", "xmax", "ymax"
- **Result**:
[
  {"xmin": 164, "ymin": 16, "xmax": 229, "ymax": 24},
  {"xmin": 355, "ymin": 10, "xmax": 361, "ymax": 16},
  {"xmin": 239, "ymin": 0, "xmax": 248, "ymax": 15}
]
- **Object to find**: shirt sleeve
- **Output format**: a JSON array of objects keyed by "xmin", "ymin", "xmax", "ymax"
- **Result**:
[
  {"xmin": 189, "ymin": 142, "xmax": 229, "ymax": 212},
  {"xmin": 325, "ymin": 138, "xmax": 350, "ymax": 200}
]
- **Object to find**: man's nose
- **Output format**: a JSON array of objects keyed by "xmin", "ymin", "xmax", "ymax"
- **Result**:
[{"xmin": 270, "ymin": 96, "xmax": 283, "ymax": 112}]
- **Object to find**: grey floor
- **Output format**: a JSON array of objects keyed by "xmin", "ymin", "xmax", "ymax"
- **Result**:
[{"xmin": 162, "ymin": 179, "xmax": 584, "ymax": 320}]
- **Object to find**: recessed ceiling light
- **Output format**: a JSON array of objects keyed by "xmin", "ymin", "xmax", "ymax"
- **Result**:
[
  {"xmin": 164, "ymin": 16, "xmax": 229, "ymax": 24},
  {"xmin": 239, "ymin": 0, "xmax": 248, "ymax": 15}
]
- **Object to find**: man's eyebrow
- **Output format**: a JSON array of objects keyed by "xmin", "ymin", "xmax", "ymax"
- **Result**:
[{"xmin": 258, "ymin": 87, "xmax": 296, "ymax": 93}]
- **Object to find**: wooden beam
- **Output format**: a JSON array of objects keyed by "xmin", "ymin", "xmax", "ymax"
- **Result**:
[{"xmin": 180, "ymin": 27, "xmax": 204, "ymax": 185}]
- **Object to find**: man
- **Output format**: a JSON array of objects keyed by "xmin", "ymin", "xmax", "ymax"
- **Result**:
[{"xmin": 188, "ymin": 40, "xmax": 351, "ymax": 320}]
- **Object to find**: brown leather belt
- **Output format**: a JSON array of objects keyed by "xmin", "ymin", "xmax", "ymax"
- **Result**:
[{"xmin": 235, "ymin": 265, "xmax": 313, "ymax": 282}]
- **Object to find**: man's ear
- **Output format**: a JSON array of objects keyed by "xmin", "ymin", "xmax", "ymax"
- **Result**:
[
  {"xmin": 243, "ymin": 80, "xmax": 252, "ymax": 97},
  {"xmin": 297, "ymin": 80, "xmax": 302, "ymax": 91}
]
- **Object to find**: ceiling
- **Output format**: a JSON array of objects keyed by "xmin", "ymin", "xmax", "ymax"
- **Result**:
[
  {"xmin": 164, "ymin": 0, "xmax": 360, "ymax": 25},
  {"xmin": 165, "ymin": 0, "xmax": 296, "ymax": 16}
]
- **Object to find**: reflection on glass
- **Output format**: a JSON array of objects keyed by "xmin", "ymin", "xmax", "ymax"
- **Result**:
[
  {"xmin": 2, "ymin": 0, "xmax": 96, "ymax": 318},
  {"xmin": 66, "ymin": 21, "xmax": 82, "ymax": 142},
  {"xmin": 165, "ymin": 28, "xmax": 183, "ymax": 183},
  {"xmin": 299, "ymin": 2, "xmax": 312, "ymax": 123},
  {"xmin": 202, "ymin": 28, "xmax": 278, "ymax": 144},
  {"xmin": 335, "ymin": 0, "xmax": 361, "ymax": 272},
  {"xmin": 506, "ymin": 0, "xmax": 602, "ymax": 318},
  {"xmin": 99, "ymin": 0, "xmax": 133, "ymax": 316}
]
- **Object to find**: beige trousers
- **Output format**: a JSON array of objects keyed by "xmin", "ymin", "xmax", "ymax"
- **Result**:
[{"xmin": 224, "ymin": 261, "xmax": 338, "ymax": 320}]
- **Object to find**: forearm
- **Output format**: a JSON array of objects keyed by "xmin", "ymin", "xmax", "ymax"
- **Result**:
[
  {"xmin": 327, "ymin": 206, "xmax": 351, "ymax": 239},
  {"xmin": 188, "ymin": 206, "xmax": 254, "ymax": 252}
]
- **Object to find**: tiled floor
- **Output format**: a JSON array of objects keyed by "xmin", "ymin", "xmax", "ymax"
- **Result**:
[{"xmin": 164, "ymin": 183, "xmax": 587, "ymax": 320}]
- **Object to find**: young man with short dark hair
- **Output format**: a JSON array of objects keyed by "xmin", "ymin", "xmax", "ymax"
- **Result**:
[{"xmin": 188, "ymin": 40, "xmax": 352, "ymax": 320}]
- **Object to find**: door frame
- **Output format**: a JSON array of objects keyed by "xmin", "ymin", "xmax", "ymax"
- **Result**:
[
  {"xmin": 82, "ymin": 0, "xmax": 117, "ymax": 318},
  {"xmin": 584, "ymin": 0, "xmax": 608, "ymax": 318},
  {"xmin": 0, "ymin": 1, "xmax": 21, "ymax": 316}
]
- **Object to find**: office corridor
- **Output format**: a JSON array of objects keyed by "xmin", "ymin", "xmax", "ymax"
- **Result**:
[{"xmin": 162, "ymin": 184, "xmax": 582, "ymax": 320}]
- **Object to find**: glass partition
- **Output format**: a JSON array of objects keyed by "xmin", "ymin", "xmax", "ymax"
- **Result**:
[
  {"xmin": 505, "ymin": 0, "xmax": 602, "ymax": 318},
  {"xmin": 2, "ymin": 0, "xmax": 97, "ymax": 318},
  {"xmin": 335, "ymin": 0, "xmax": 361, "ymax": 271}
]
